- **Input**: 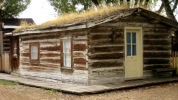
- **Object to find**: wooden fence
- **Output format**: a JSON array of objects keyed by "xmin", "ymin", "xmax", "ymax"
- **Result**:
[
  {"xmin": 172, "ymin": 51, "xmax": 178, "ymax": 74},
  {"xmin": 0, "ymin": 53, "xmax": 10, "ymax": 73}
]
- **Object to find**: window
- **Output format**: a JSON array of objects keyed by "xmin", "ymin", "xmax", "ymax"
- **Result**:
[
  {"xmin": 13, "ymin": 42, "xmax": 17, "ymax": 56},
  {"xmin": 61, "ymin": 39, "xmax": 72, "ymax": 68},
  {"xmin": 30, "ymin": 43, "xmax": 39, "ymax": 61},
  {"xmin": 126, "ymin": 32, "xmax": 136, "ymax": 56}
]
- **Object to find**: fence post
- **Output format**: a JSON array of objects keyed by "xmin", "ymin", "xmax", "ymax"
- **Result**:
[{"xmin": 0, "ymin": 54, "xmax": 1, "ymax": 71}]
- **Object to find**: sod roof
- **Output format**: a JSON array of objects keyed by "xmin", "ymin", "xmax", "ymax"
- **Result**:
[{"xmin": 13, "ymin": 6, "xmax": 178, "ymax": 35}]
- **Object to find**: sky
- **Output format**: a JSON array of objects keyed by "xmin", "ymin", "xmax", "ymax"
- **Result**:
[{"xmin": 19, "ymin": 0, "xmax": 57, "ymax": 25}]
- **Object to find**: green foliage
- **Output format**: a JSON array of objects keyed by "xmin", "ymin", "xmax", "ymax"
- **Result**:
[
  {"xmin": 47, "ymin": 0, "xmax": 92, "ymax": 14},
  {"xmin": 2, "ymin": 0, "xmax": 31, "ymax": 18},
  {"xmin": 0, "ymin": 80, "xmax": 18, "ymax": 85},
  {"xmin": 47, "ymin": 0, "xmax": 122, "ymax": 14}
]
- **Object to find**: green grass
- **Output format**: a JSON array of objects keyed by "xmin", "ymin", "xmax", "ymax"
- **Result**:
[
  {"xmin": 0, "ymin": 80, "xmax": 18, "ymax": 85},
  {"xmin": 46, "ymin": 89, "xmax": 59, "ymax": 95}
]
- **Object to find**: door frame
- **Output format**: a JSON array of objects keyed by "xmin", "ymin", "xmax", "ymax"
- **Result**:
[
  {"xmin": 124, "ymin": 27, "xmax": 143, "ymax": 80},
  {"xmin": 10, "ymin": 36, "xmax": 19, "ymax": 72}
]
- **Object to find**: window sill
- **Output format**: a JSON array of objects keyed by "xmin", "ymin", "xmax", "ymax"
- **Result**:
[
  {"xmin": 60, "ymin": 67, "xmax": 73, "ymax": 72},
  {"xmin": 30, "ymin": 60, "xmax": 40, "ymax": 63}
]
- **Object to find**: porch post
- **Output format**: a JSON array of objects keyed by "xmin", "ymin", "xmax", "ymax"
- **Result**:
[
  {"xmin": 0, "ymin": 0, "xmax": 2, "ymax": 71},
  {"xmin": 0, "ymin": 31, "xmax": 2, "ymax": 71}
]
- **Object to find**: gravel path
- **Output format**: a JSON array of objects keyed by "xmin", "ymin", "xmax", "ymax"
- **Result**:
[{"xmin": 0, "ymin": 82, "xmax": 178, "ymax": 100}]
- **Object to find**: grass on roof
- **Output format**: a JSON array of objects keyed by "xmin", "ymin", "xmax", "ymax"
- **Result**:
[
  {"xmin": 14, "ymin": 5, "xmax": 130, "ymax": 32},
  {"xmin": 14, "ymin": 5, "xmax": 153, "ymax": 32}
]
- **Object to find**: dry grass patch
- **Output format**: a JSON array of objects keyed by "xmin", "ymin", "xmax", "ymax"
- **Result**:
[
  {"xmin": 14, "ymin": 5, "xmax": 164, "ymax": 33},
  {"xmin": 14, "ymin": 5, "xmax": 129, "ymax": 32}
]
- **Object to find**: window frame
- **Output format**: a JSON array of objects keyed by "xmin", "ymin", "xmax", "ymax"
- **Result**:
[
  {"xmin": 60, "ymin": 37, "xmax": 73, "ymax": 70},
  {"xmin": 126, "ymin": 32, "xmax": 137, "ymax": 56},
  {"xmin": 13, "ymin": 41, "xmax": 18, "ymax": 57},
  {"xmin": 29, "ymin": 43, "xmax": 40, "ymax": 62}
]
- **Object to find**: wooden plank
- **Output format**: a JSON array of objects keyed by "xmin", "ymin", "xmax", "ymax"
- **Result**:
[
  {"xmin": 89, "ymin": 61, "xmax": 123, "ymax": 68},
  {"xmin": 144, "ymin": 34, "xmax": 169, "ymax": 39},
  {"xmin": 40, "ymin": 45, "xmax": 61, "ymax": 51},
  {"xmin": 73, "ymin": 44, "xmax": 87, "ymax": 51},
  {"xmin": 1, "ymin": 54, "xmax": 5, "ymax": 72},
  {"xmin": 143, "ymin": 40, "xmax": 170, "ymax": 45},
  {"xmin": 1, "ymin": 53, "xmax": 10, "ymax": 73},
  {"xmin": 143, "ymin": 52, "xmax": 170, "ymax": 58},
  {"xmin": 89, "ymin": 39, "xmax": 124, "ymax": 45},
  {"xmin": 89, "ymin": 46, "xmax": 124, "ymax": 53},
  {"xmin": 88, "ymin": 52, "xmax": 124, "ymax": 59},
  {"xmin": 0, "ymin": 31, "xmax": 3, "ymax": 54},
  {"xmin": 144, "ymin": 45, "xmax": 170, "ymax": 51},
  {"xmin": 74, "ymin": 58, "xmax": 86, "ymax": 64},
  {"xmin": 73, "ymin": 51, "xmax": 86, "ymax": 57},
  {"xmin": 0, "ymin": 55, "xmax": 1, "ymax": 71},
  {"xmin": 144, "ymin": 59, "xmax": 170, "ymax": 64},
  {"xmin": 4, "ymin": 53, "xmax": 10, "ymax": 73}
]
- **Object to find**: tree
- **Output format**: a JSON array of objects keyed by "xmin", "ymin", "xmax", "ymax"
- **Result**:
[
  {"xmin": 2, "ymin": 0, "xmax": 31, "ymax": 18},
  {"xmin": 48, "ymin": 0, "xmax": 178, "ymax": 21},
  {"xmin": 159, "ymin": 0, "xmax": 177, "ymax": 21},
  {"xmin": 47, "ymin": 0, "xmax": 93, "ymax": 14}
]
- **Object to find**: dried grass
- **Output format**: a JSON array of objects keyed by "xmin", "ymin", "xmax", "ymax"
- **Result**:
[
  {"xmin": 14, "ymin": 5, "xmax": 128, "ymax": 32},
  {"xmin": 14, "ymin": 5, "xmax": 158, "ymax": 33},
  {"xmin": 17, "ymin": 21, "xmax": 36, "ymax": 31}
]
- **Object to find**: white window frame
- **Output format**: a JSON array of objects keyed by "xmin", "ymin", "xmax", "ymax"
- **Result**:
[
  {"xmin": 62, "ymin": 39, "xmax": 71, "ymax": 67},
  {"xmin": 30, "ymin": 43, "xmax": 39, "ymax": 61},
  {"xmin": 13, "ymin": 42, "xmax": 17, "ymax": 56}
]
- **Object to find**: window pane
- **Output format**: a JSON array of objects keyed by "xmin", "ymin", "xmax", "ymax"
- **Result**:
[
  {"xmin": 14, "ymin": 43, "xmax": 17, "ymax": 48},
  {"xmin": 14, "ymin": 43, "xmax": 17, "ymax": 55},
  {"xmin": 127, "ymin": 32, "xmax": 131, "ymax": 43},
  {"xmin": 132, "ymin": 32, "xmax": 136, "ymax": 43},
  {"xmin": 63, "ymin": 39, "xmax": 71, "ymax": 67},
  {"xmin": 14, "ymin": 48, "xmax": 17, "ymax": 55},
  {"xmin": 63, "ymin": 39, "xmax": 71, "ymax": 53},
  {"xmin": 132, "ymin": 45, "xmax": 136, "ymax": 55},
  {"xmin": 64, "ymin": 54, "xmax": 71, "ymax": 67},
  {"xmin": 31, "ymin": 46, "xmax": 38, "ymax": 59},
  {"xmin": 127, "ymin": 45, "xmax": 131, "ymax": 56}
]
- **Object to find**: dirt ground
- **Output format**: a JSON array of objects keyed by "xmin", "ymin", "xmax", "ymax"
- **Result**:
[{"xmin": 0, "ymin": 82, "xmax": 178, "ymax": 100}]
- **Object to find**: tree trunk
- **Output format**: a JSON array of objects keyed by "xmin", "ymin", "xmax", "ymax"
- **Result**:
[
  {"xmin": 91, "ymin": 0, "xmax": 99, "ymax": 6},
  {"xmin": 156, "ymin": 3, "xmax": 164, "ymax": 14},
  {"xmin": 0, "ymin": 0, "xmax": 2, "ymax": 30},
  {"xmin": 162, "ymin": 0, "xmax": 177, "ymax": 21}
]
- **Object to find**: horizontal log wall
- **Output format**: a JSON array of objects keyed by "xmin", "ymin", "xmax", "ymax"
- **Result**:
[
  {"xmin": 19, "ymin": 30, "xmax": 89, "ymax": 85},
  {"xmin": 3, "ymin": 36, "xmax": 10, "ymax": 52},
  {"xmin": 88, "ymin": 16, "xmax": 172, "ymax": 85},
  {"xmin": 88, "ymin": 27, "xmax": 125, "ymax": 85}
]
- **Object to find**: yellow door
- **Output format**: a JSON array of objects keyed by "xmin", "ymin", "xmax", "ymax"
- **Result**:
[{"xmin": 125, "ymin": 27, "xmax": 143, "ymax": 79}]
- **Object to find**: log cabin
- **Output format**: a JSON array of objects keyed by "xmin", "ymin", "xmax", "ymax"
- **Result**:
[
  {"xmin": 0, "ymin": 18, "xmax": 35, "ymax": 73},
  {"xmin": 12, "ymin": 7, "xmax": 178, "ymax": 85}
]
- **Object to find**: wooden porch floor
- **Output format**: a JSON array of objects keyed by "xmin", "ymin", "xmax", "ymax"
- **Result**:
[{"xmin": 0, "ymin": 73, "xmax": 178, "ymax": 95}]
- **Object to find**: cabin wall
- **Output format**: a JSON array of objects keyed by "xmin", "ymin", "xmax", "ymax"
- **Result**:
[
  {"xmin": 3, "ymin": 30, "xmax": 13, "ymax": 53},
  {"xmin": 3, "ymin": 36, "xmax": 10, "ymax": 53},
  {"xmin": 19, "ymin": 30, "xmax": 89, "ymax": 85},
  {"xmin": 88, "ymin": 16, "xmax": 172, "ymax": 85}
]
